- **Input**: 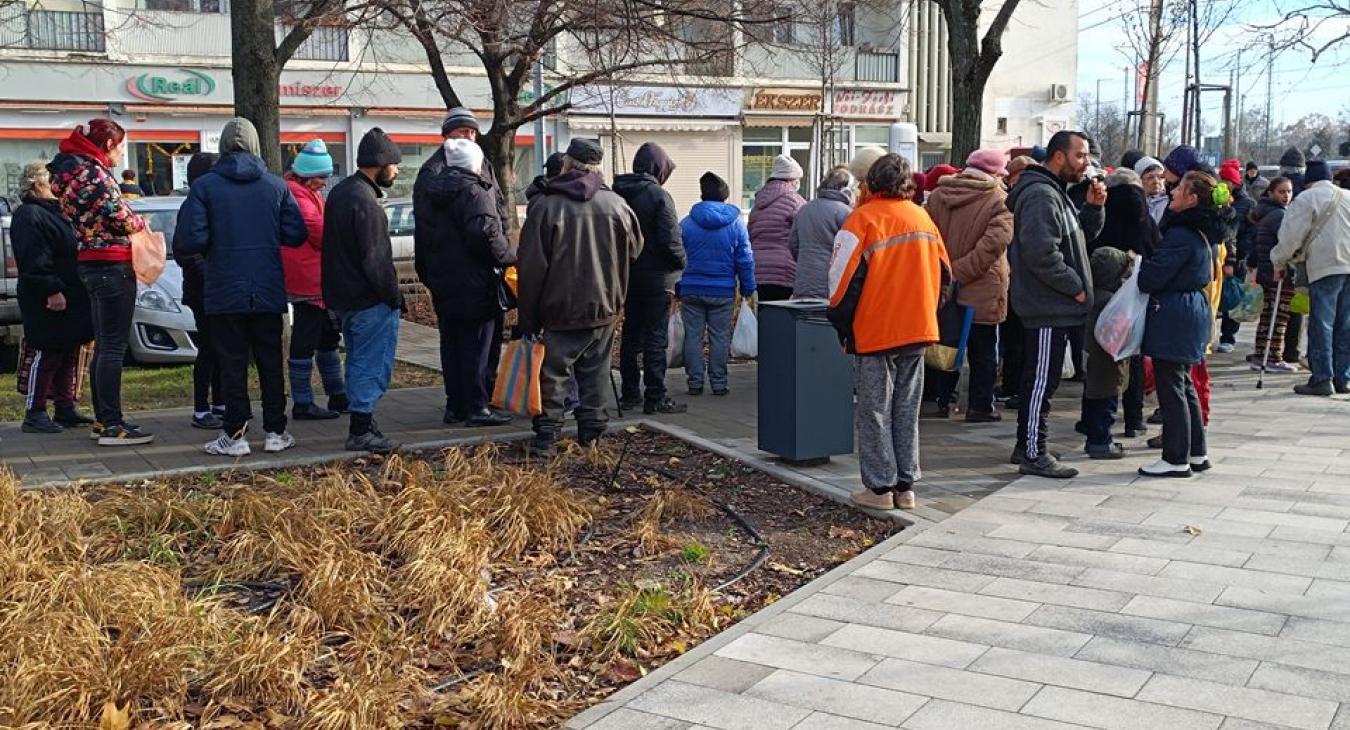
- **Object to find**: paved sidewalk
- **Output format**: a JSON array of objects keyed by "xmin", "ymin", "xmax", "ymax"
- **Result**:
[{"xmin": 568, "ymin": 353, "xmax": 1350, "ymax": 730}]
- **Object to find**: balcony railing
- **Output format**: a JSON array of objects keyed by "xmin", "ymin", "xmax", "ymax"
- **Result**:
[
  {"xmin": 685, "ymin": 50, "xmax": 735, "ymax": 78},
  {"xmin": 279, "ymin": 24, "xmax": 348, "ymax": 62},
  {"xmin": 856, "ymin": 50, "xmax": 899, "ymax": 83},
  {"xmin": 22, "ymin": 9, "xmax": 106, "ymax": 52}
]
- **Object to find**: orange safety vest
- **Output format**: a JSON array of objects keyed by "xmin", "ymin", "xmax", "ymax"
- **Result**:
[{"xmin": 827, "ymin": 197, "xmax": 950, "ymax": 355}]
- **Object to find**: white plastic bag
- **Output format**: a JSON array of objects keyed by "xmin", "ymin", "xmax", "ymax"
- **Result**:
[
  {"xmin": 731, "ymin": 300, "xmax": 758, "ymax": 359},
  {"xmin": 1093, "ymin": 256, "xmax": 1149, "ymax": 362},
  {"xmin": 666, "ymin": 307, "xmax": 685, "ymax": 368},
  {"xmin": 1062, "ymin": 341, "xmax": 1076, "ymax": 379}
]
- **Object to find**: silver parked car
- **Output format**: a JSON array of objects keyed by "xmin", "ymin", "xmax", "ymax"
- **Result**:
[
  {"xmin": 383, "ymin": 198, "xmax": 417, "ymax": 281},
  {"xmin": 126, "ymin": 196, "xmax": 198, "ymax": 364}
]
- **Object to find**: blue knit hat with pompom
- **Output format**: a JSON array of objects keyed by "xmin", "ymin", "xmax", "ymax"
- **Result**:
[{"xmin": 291, "ymin": 138, "xmax": 333, "ymax": 178}]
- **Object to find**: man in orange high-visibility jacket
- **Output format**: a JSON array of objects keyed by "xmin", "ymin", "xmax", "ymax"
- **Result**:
[{"xmin": 827, "ymin": 153, "xmax": 951, "ymax": 512}]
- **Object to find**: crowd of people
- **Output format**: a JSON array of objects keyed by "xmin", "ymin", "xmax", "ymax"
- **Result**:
[{"xmin": 10, "ymin": 112, "xmax": 1350, "ymax": 503}]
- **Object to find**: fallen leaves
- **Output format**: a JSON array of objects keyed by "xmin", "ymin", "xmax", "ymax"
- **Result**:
[{"xmin": 99, "ymin": 703, "xmax": 130, "ymax": 730}]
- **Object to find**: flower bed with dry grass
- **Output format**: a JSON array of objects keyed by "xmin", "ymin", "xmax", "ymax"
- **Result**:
[{"xmin": 0, "ymin": 428, "xmax": 895, "ymax": 728}]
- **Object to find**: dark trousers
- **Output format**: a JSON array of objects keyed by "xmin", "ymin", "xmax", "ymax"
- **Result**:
[
  {"xmin": 211, "ymin": 312, "xmax": 287, "ymax": 436},
  {"xmin": 1067, "ymin": 324, "xmax": 1086, "ymax": 379},
  {"xmin": 23, "ymin": 344, "xmax": 79, "ymax": 412},
  {"xmin": 78, "ymin": 261, "xmax": 136, "ymax": 427},
  {"xmin": 1285, "ymin": 313, "xmax": 1304, "ymax": 363},
  {"xmin": 535, "ymin": 323, "xmax": 618, "ymax": 444},
  {"xmin": 1153, "ymin": 358, "xmax": 1207, "ymax": 465},
  {"xmin": 289, "ymin": 301, "xmax": 341, "ymax": 359},
  {"xmin": 758, "ymin": 284, "xmax": 792, "ymax": 302},
  {"xmin": 188, "ymin": 302, "xmax": 224, "ymax": 412},
  {"xmin": 1220, "ymin": 311, "xmax": 1241, "ymax": 345},
  {"xmin": 933, "ymin": 323, "xmax": 997, "ymax": 413},
  {"xmin": 619, "ymin": 288, "xmax": 673, "ymax": 404},
  {"xmin": 437, "ymin": 315, "xmax": 495, "ymax": 417},
  {"xmin": 1016, "ymin": 326, "xmax": 1069, "ymax": 460},
  {"xmin": 1080, "ymin": 396, "xmax": 1118, "ymax": 448},
  {"xmin": 1122, "ymin": 356, "xmax": 1145, "ymax": 430},
  {"xmin": 487, "ymin": 311, "xmax": 505, "ymax": 393},
  {"xmin": 998, "ymin": 308, "xmax": 1024, "ymax": 397}
]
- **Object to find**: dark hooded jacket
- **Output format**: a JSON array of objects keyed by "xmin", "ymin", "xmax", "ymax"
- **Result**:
[
  {"xmin": 1093, "ymin": 170, "xmax": 1158, "ymax": 257},
  {"xmin": 417, "ymin": 166, "xmax": 517, "ymax": 322},
  {"xmin": 11, "ymin": 196, "xmax": 93, "ymax": 350},
  {"xmin": 1086, "ymin": 246, "xmax": 1133, "ymax": 399},
  {"xmin": 1139, "ymin": 206, "xmax": 1219, "ymax": 365},
  {"xmin": 1248, "ymin": 197, "xmax": 1287, "ymax": 287},
  {"xmin": 1229, "ymin": 184, "xmax": 1256, "ymax": 272},
  {"xmin": 413, "ymin": 146, "xmax": 508, "ymax": 264},
  {"xmin": 517, "ymin": 171, "xmax": 643, "ymax": 333},
  {"xmin": 322, "ymin": 171, "xmax": 402, "ymax": 312},
  {"xmin": 613, "ymin": 144, "xmax": 685, "ymax": 291},
  {"xmin": 174, "ymin": 152, "xmax": 307, "ymax": 315},
  {"xmin": 1006, "ymin": 164, "xmax": 1105, "ymax": 328}
]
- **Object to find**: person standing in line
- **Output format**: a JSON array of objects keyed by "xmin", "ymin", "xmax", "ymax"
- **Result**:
[
  {"xmin": 614, "ymin": 142, "xmax": 688, "ymax": 415},
  {"xmin": 175, "ymin": 118, "xmax": 308, "ymax": 456},
  {"xmin": 997, "ymin": 155, "xmax": 1036, "ymax": 410},
  {"xmin": 524, "ymin": 152, "xmax": 565, "ymax": 202},
  {"xmin": 283, "ymin": 139, "xmax": 347, "ymax": 421},
  {"xmin": 1081, "ymin": 246, "xmax": 1133, "ymax": 459},
  {"xmin": 679, "ymin": 172, "xmax": 757, "ymax": 396},
  {"xmin": 420, "ymin": 137, "xmax": 517, "ymax": 426},
  {"xmin": 1217, "ymin": 159, "xmax": 1256, "ymax": 353},
  {"xmin": 117, "ymin": 169, "xmax": 141, "ymax": 200},
  {"xmin": 11, "ymin": 161, "xmax": 94, "ymax": 433},
  {"xmin": 748, "ymin": 154, "xmax": 805, "ymax": 302},
  {"xmin": 827, "ymin": 153, "xmax": 950, "ymax": 512},
  {"xmin": 849, "ymin": 147, "xmax": 886, "ymax": 202},
  {"xmin": 923, "ymin": 148, "xmax": 1013, "ymax": 422},
  {"xmin": 323, "ymin": 128, "xmax": 405, "ymax": 453},
  {"xmin": 1135, "ymin": 156, "xmax": 1169, "ymax": 224},
  {"xmin": 1272, "ymin": 160, "xmax": 1350, "ymax": 397},
  {"xmin": 790, "ymin": 168, "xmax": 855, "ymax": 300},
  {"xmin": 1245, "ymin": 161, "xmax": 1270, "ymax": 199},
  {"xmin": 1137, "ymin": 171, "xmax": 1225, "ymax": 477},
  {"xmin": 1248, "ymin": 177, "xmax": 1296, "ymax": 370},
  {"xmin": 518, "ymin": 139, "xmax": 643, "ymax": 453},
  {"xmin": 48, "ymin": 119, "xmax": 153, "ymax": 445},
  {"xmin": 1007, "ymin": 130, "xmax": 1106, "ymax": 479},
  {"xmin": 175, "ymin": 151, "xmax": 225, "ymax": 430}
]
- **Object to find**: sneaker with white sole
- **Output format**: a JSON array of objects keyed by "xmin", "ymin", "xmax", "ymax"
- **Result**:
[
  {"xmin": 1216, "ymin": 342, "xmax": 1236, "ymax": 353},
  {"xmin": 1138, "ymin": 459, "xmax": 1192, "ymax": 478},
  {"xmin": 264, "ymin": 431, "xmax": 296, "ymax": 453},
  {"xmin": 1189, "ymin": 455, "xmax": 1212, "ymax": 472},
  {"xmin": 205, "ymin": 428, "xmax": 250, "ymax": 457}
]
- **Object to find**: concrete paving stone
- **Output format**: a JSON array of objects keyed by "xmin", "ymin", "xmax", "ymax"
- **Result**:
[
  {"xmin": 757, "ymin": 613, "xmax": 850, "ymax": 643},
  {"xmin": 1019, "ymin": 685, "xmax": 1223, "ymax": 730},
  {"xmin": 1135, "ymin": 674, "xmax": 1339, "ymax": 730},
  {"xmin": 820, "ymin": 575, "xmax": 908, "ymax": 604},
  {"xmin": 936, "ymin": 553, "xmax": 1085, "ymax": 585},
  {"xmin": 1218, "ymin": 720, "xmax": 1304, "ymax": 730},
  {"xmin": 790, "ymin": 593, "xmax": 946, "ymax": 635},
  {"xmin": 1218, "ymin": 507, "xmax": 1350, "ymax": 534},
  {"xmin": 1288, "ymin": 501, "xmax": 1350, "ymax": 521},
  {"xmin": 1073, "ymin": 636, "xmax": 1259, "ymax": 685},
  {"xmin": 1140, "ymin": 514, "xmax": 1275, "ymax": 539},
  {"xmin": 1072, "ymin": 567, "xmax": 1227, "ymax": 603},
  {"xmin": 1193, "ymin": 533, "xmax": 1332, "ymax": 562},
  {"xmin": 62, "ymin": 462, "xmax": 114, "ymax": 479},
  {"xmin": 789, "ymin": 712, "xmax": 895, "ymax": 730},
  {"xmin": 1027, "ymin": 544, "xmax": 1170, "ymax": 576},
  {"xmin": 821, "ymin": 623, "xmax": 990, "ymax": 669},
  {"xmin": 885, "ymin": 585, "xmax": 1040, "ymax": 622},
  {"xmin": 985, "ymin": 523, "xmax": 1122, "ymax": 550},
  {"xmin": 584, "ymin": 708, "xmax": 692, "ymax": 729},
  {"xmin": 900, "ymin": 699, "xmax": 1085, "ymax": 730},
  {"xmin": 1024, "ymin": 605, "xmax": 1193, "ymax": 646},
  {"xmin": 1156, "ymin": 561, "xmax": 1312, "ymax": 595},
  {"xmin": 1301, "ymin": 578, "xmax": 1350, "ymax": 600},
  {"xmin": 924, "ymin": 614, "xmax": 1091, "ymax": 657},
  {"xmin": 1180, "ymin": 626, "xmax": 1350, "ymax": 675},
  {"xmin": 1105, "ymin": 537, "xmax": 1251, "ymax": 568},
  {"xmin": 876, "ymin": 544, "xmax": 962, "ymax": 567},
  {"xmin": 903, "ymin": 530, "xmax": 1038, "ymax": 559},
  {"xmin": 1266, "ymin": 524, "xmax": 1350, "ymax": 548},
  {"xmin": 1021, "ymin": 500, "xmax": 1153, "ymax": 525},
  {"xmin": 714, "ymin": 633, "xmax": 881, "ymax": 682},
  {"xmin": 14, "ymin": 466, "xmax": 68, "ymax": 482},
  {"xmin": 1121, "ymin": 595, "xmax": 1288, "ymax": 636},
  {"xmin": 853, "ymin": 560, "xmax": 998, "ymax": 593},
  {"xmin": 1214, "ymin": 586, "xmax": 1350, "ymax": 623},
  {"xmin": 1096, "ymin": 495, "xmax": 1223, "ymax": 519},
  {"xmin": 1246, "ymin": 662, "xmax": 1350, "ymax": 703},
  {"xmin": 857, "ymin": 656, "xmax": 1041, "ymax": 712},
  {"xmin": 744, "ymin": 669, "xmax": 927, "ymax": 726},
  {"xmin": 1063, "ymin": 518, "xmax": 1196, "ymax": 544},
  {"xmin": 1335, "ymin": 705, "xmax": 1350, "ymax": 730},
  {"xmin": 1279, "ymin": 616, "xmax": 1350, "ymax": 648},
  {"xmin": 1243, "ymin": 553, "xmax": 1350, "ymax": 582},
  {"xmin": 1243, "ymin": 486, "xmax": 1350, "ymax": 507},
  {"xmin": 978, "ymin": 576, "xmax": 1133, "ymax": 612},
  {"xmin": 968, "ymin": 646, "xmax": 1151, "ymax": 697},
  {"xmin": 674, "ymin": 656, "xmax": 778, "ymax": 694},
  {"xmin": 626, "ymin": 680, "xmax": 812, "ymax": 730}
]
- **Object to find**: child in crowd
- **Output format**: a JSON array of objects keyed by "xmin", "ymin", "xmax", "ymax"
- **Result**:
[{"xmin": 1081, "ymin": 247, "xmax": 1134, "ymax": 459}]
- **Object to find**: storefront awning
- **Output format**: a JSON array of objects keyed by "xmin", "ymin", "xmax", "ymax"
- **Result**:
[
  {"xmin": 566, "ymin": 116, "xmax": 737, "ymax": 133},
  {"xmin": 742, "ymin": 115, "xmax": 816, "ymax": 128},
  {"xmin": 919, "ymin": 132, "xmax": 952, "ymax": 146}
]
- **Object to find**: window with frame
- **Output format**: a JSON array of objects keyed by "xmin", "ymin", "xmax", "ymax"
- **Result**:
[
  {"xmin": 836, "ymin": 2, "xmax": 855, "ymax": 46},
  {"xmin": 143, "ymin": 0, "xmax": 224, "ymax": 12}
]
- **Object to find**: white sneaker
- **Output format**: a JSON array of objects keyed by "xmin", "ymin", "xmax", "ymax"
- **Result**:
[
  {"xmin": 205, "ymin": 429, "xmax": 250, "ymax": 457},
  {"xmin": 1216, "ymin": 342, "xmax": 1235, "ymax": 353},
  {"xmin": 264, "ymin": 431, "xmax": 296, "ymax": 453},
  {"xmin": 1138, "ymin": 458, "xmax": 1192, "ymax": 478}
]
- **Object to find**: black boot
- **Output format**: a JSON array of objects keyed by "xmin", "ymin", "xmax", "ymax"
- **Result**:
[
  {"xmin": 293, "ymin": 402, "xmax": 341, "ymax": 420},
  {"xmin": 22, "ymin": 409, "xmax": 63, "ymax": 434},
  {"xmin": 327, "ymin": 393, "xmax": 350, "ymax": 414},
  {"xmin": 53, "ymin": 405, "xmax": 95, "ymax": 427}
]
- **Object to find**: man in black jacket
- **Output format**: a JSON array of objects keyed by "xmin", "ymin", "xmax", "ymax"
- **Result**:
[
  {"xmin": 322, "ymin": 127, "xmax": 403, "ymax": 453},
  {"xmin": 613, "ymin": 142, "xmax": 687, "ymax": 414}
]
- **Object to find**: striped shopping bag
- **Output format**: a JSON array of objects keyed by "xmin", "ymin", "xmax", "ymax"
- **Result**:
[{"xmin": 491, "ymin": 337, "xmax": 545, "ymax": 416}]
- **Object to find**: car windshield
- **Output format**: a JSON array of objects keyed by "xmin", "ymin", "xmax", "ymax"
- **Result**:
[
  {"xmin": 130, "ymin": 200, "xmax": 184, "ymax": 259},
  {"xmin": 385, "ymin": 203, "xmax": 414, "ymax": 236}
]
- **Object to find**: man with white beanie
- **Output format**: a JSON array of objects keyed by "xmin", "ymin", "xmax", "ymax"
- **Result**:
[
  {"xmin": 748, "ymin": 154, "xmax": 806, "ymax": 301},
  {"xmin": 418, "ymin": 137, "xmax": 517, "ymax": 426}
]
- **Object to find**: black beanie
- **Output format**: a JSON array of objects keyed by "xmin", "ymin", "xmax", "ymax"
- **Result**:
[
  {"xmin": 1306, "ymin": 160, "xmax": 1331, "ymax": 184},
  {"xmin": 186, "ymin": 151, "xmax": 219, "ymax": 185},
  {"xmin": 700, "ymin": 171, "xmax": 730, "ymax": 202},
  {"xmin": 544, "ymin": 151, "xmax": 565, "ymax": 178},
  {"xmin": 357, "ymin": 127, "xmax": 401, "ymax": 167},
  {"xmin": 566, "ymin": 138, "xmax": 603, "ymax": 165}
]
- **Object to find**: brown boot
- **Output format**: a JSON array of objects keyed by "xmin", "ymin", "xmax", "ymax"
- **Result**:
[{"xmin": 894, "ymin": 489, "xmax": 917, "ymax": 510}]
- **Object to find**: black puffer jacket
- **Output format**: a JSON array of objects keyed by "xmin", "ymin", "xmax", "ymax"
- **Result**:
[
  {"xmin": 322, "ymin": 172, "xmax": 401, "ymax": 312},
  {"xmin": 11, "ymin": 197, "xmax": 93, "ymax": 350},
  {"xmin": 612, "ymin": 144, "xmax": 685, "ymax": 291},
  {"xmin": 1093, "ymin": 173, "xmax": 1158, "ymax": 257},
  {"xmin": 1248, "ymin": 197, "xmax": 1286, "ymax": 287},
  {"xmin": 416, "ymin": 167, "xmax": 517, "ymax": 322},
  {"xmin": 413, "ymin": 149, "xmax": 508, "ymax": 261},
  {"xmin": 1229, "ymin": 186, "xmax": 1255, "ymax": 272}
]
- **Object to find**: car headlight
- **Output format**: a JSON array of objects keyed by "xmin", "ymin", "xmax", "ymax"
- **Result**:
[{"xmin": 137, "ymin": 285, "xmax": 181, "ymax": 313}]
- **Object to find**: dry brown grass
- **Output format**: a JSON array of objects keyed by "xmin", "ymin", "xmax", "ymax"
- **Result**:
[{"xmin": 630, "ymin": 488, "xmax": 718, "ymax": 557}]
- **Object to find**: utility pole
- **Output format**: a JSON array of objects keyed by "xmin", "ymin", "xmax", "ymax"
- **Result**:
[
  {"xmin": 1222, "ymin": 72, "xmax": 1234, "ymax": 159},
  {"xmin": 1140, "ymin": 0, "xmax": 1164, "ymax": 152},
  {"xmin": 1264, "ymin": 37, "xmax": 1275, "ymax": 164},
  {"xmin": 1192, "ymin": 0, "xmax": 1202, "ymax": 149},
  {"xmin": 1123, "ymin": 65, "xmax": 1131, "ymax": 154},
  {"xmin": 1182, "ymin": 8, "xmax": 1192, "ymax": 146},
  {"xmin": 1096, "ymin": 78, "xmax": 1102, "ymax": 143}
]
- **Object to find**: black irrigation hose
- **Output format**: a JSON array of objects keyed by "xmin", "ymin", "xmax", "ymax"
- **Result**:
[
  {"xmin": 607, "ymin": 440, "xmax": 630, "ymax": 491},
  {"xmin": 184, "ymin": 579, "xmax": 287, "ymax": 593},
  {"xmin": 431, "ymin": 664, "xmax": 494, "ymax": 692},
  {"xmin": 711, "ymin": 501, "xmax": 770, "ymax": 594}
]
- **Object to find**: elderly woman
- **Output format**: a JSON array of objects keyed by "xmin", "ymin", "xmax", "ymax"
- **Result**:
[
  {"xmin": 748, "ymin": 154, "xmax": 806, "ymax": 302},
  {"xmin": 11, "ymin": 161, "xmax": 94, "ymax": 433},
  {"xmin": 790, "ymin": 168, "xmax": 855, "ymax": 299}
]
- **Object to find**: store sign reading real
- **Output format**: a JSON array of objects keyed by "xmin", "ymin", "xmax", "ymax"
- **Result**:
[{"xmin": 124, "ymin": 69, "xmax": 343, "ymax": 102}]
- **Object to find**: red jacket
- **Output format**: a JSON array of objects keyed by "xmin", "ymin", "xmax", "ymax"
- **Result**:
[{"xmin": 283, "ymin": 177, "xmax": 324, "ymax": 302}]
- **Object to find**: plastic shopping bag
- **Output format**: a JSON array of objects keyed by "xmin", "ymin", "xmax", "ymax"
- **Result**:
[
  {"xmin": 666, "ymin": 305, "xmax": 685, "ymax": 368},
  {"xmin": 925, "ymin": 298, "xmax": 974, "ymax": 373},
  {"xmin": 1094, "ymin": 256, "xmax": 1149, "ymax": 361},
  {"xmin": 1228, "ymin": 280, "xmax": 1264, "ymax": 323},
  {"xmin": 490, "ymin": 337, "xmax": 544, "ymax": 416},
  {"xmin": 1291, "ymin": 289, "xmax": 1311, "ymax": 316},
  {"xmin": 731, "ymin": 300, "xmax": 758, "ymax": 359}
]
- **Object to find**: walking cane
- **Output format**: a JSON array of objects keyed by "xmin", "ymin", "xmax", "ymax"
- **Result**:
[{"xmin": 1257, "ymin": 275, "xmax": 1285, "ymax": 390}]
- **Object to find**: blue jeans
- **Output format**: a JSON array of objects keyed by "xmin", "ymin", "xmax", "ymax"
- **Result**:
[
  {"xmin": 1307, "ymin": 274, "xmax": 1350, "ymax": 386},
  {"xmin": 681, "ymin": 295, "xmax": 734, "ymax": 390},
  {"xmin": 336, "ymin": 304, "xmax": 400, "ymax": 414}
]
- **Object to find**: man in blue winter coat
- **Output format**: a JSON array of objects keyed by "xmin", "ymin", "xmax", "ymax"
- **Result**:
[{"xmin": 176, "ymin": 117, "xmax": 308, "ymax": 457}]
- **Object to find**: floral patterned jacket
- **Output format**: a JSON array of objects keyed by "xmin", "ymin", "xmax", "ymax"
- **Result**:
[{"xmin": 48, "ymin": 151, "xmax": 144, "ymax": 263}]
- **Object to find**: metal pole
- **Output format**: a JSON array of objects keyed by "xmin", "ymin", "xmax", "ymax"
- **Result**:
[
  {"xmin": 1222, "ymin": 80, "xmax": 1234, "ymax": 159},
  {"xmin": 1192, "ymin": 0, "xmax": 1202, "ymax": 148},
  {"xmin": 1096, "ymin": 78, "xmax": 1102, "ymax": 142},
  {"xmin": 1264, "ymin": 37, "xmax": 1275, "ymax": 164},
  {"xmin": 532, "ymin": 60, "xmax": 545, "ymax": 174}
]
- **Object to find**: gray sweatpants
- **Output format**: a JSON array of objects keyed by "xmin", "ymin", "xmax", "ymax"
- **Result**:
[{"xmin": 855, "ymin": 351, "xmax": 924, "ymax": 491}]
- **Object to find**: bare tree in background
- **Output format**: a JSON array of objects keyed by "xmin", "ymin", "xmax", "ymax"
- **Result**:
[
  {"xmin": 1257, "ymin": 0, "xmax": 1349, "ymax": 60},
  {"xmin": 1118, "ymin": 0, "xmax": 1186, "ymax": 151},
  {"xmin": 932, "ymin": 0, "xmax": 1023, "ymax": 163}
]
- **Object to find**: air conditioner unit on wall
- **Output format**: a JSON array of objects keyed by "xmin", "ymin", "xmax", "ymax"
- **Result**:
[{"xmin": 1049, "ymin": 84, "xmax": 1070, "ymax": 102}]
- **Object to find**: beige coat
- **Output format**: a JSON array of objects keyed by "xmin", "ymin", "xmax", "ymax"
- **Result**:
[{"xmin": 924, "ymin": 171, "xmax": 1013, "ymax": 324}]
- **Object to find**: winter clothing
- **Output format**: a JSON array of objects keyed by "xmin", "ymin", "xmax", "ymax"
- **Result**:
[
  {"xmin": 1279, "ymin": 147, "xmax": 1306, "ymax": 173},
  {"xmin": 179, "ymin": 151, "xmax": 222, "ymax": 415},
  {"xmin": 322, "ymin": 171, "xmax": 402, "ymax": 313},
  {"xmin": 517, "ymin": 170, "xmax": 643, "ymax": 334},
  {"xmin": 1153, "ymin": 358, "xmax": 1207, "ymax": 466},
  {"xmin": 1272, "ymin": 180, "xmax": 1350, "ymax": 284},
  {"xmin": 679, "ymin": 201, "xmax": 756, "ymax": 299},
  {"xmin": 1085, "ymin": 247, "xmax": 1133, "ymax": 400},
  {"xmin": 79, "ymin": 262, "xmax": 136, "ymax": 427},
  {"xmin": 48, "ymin": 131, "xmax": 144, "ymax": 263},
  {"xmin": 931, "ymin": 323, "xmax": 998, "ymax": 415},
  {"xmin": 1219, "ymin": 159, "xmax": 1244, "ymax": 187},
  {"xmin": 1229, "ymin": 184, "xmax": 1256, "ymax": 267},
  {"xmin": 1163, "ymin": 146, "xmax": 1201, "ymax": 178},
  {"xmin": 288, "ymin": 302, "xmax": 344, "ymax": 407},
  {"xmin": 633, "ymin": 142, "xmax": 676, "ymax": 184},
  {"xmin": 292, "ymin": 139, "xmax": 334, "ymax": 178},
  {"xmin": 356, "ymin": 127, "xmax": 401, "ymax": 168},
  {"xmin": 1139, "ymin": 207, "xmax": 1218, "ymax": 366},
  {"xmin": 924, "ymin": 169, "xmax": 1012, "ymax": 325},
  {"xmin": 1305, "ymin": 274, "xmax": 1350, "ymax": 386},
  {"xmin": 748, "ymin": 179, "xmax": 806, "ymax": 290},
  {"xmin": 790, "ymin": 188, "xmax": 853, "ymax": 299},
  {"xmin": 533, "ymin": 323, "xmax": 618, "ymax": 448},
  {"xmin": 618, "ymin": 287, "xmax": 676, "ymax": 405},
  {"xmin": 770, "ymin": 153, "xmax": 803, "ymax": 181},
  {"xmin": 924, "ymin": 164, "xmax": 960, "ymax": 193},
  {"xmin": 566, "ymin": 138, "xmax": 604, "ymax": 165},
  {"xmin": 220, "ymin": 118, "xmax": 261, "ymax": 156},
  {"xmin": 851, "ymin": 147, "xmax": 887, "ymax": 186},
  {"xmin": 856, "ymin": 350, "xmax": 925, "ymax": 490},
  {"xmin": 1030, "ymin": 146, "xmax": 1048, "ymax": 163},
  {"xmin": 1134, "ymin": 156, "xmax": 1163, "ymax": 176},
  {"xmin": 441, "ymin": 107, "xmax": 479, "ymax": 136},
  {"xmin": 1120, "ymin": 150, "xmax": 1146, "ymax": 171},
  {"xmin": 174, "ymin": 152, "xmax": 309, "ymax": 315},
  {"xmin": 544, "ymin": 152, "xmax": 565, "ymax": 179},
  {"xmin": 283, "ymin": 178, "xmax": 325, "ymax": 302},
  {"xmin": 1016, "ymin": 325, "xmax": 1070, "ymax": 461},
  {"xmin": 336, "ymin": 304, "xmax": 400, "ymax": 421},
  {"xmin": 700, "ymin": 171, "xmax": 731, "ymax": 201},
  {"xmin": 1250, "ymin": 197, "xmax": 1287, "ymax": 286},
  {"xmin": 966, "ymin": 148, "xmax": 1009, "ymax": 177},
  {"xmin": 1094, "ymin": 168, "xmax": 1159, "ymax": 257},
  {"xmin": 417, "ymin": 166, "xmax": 516, "ymax": 322},
  {"xmin": 414, "ymin": 136, "xmax": 508, "ymax": 270},
  {"xmin": 20, "ymin": 343, "xmax": 81, "ymax": 415},
  {"xmin": 614, "ymin": 154, "xmax": 686, "ymax": 291},
  {"xmin": 682, "ymin": 295, "xmax": 736, "ymax": 392},
  {"xmin": 1306, "ymin": 160, "xmax": 1332, "ymax": 184},
  {"xmin": 827, "ymin": 197, "xmax": 950, "ymax": 355},
  {"xmin": 11, "ymin": 196, "xmax": 93, "ymax": 350},
  {"xmin": 442, "ymin": 138, "xmax": 484, "ymax": 173},
  {"xmin": 1006, "ymin": 164, "xmax": 1104, "ymax": 329},
  {"xmin": 213, "ymin": 312, "xmax": 287, "ymax": 435}
]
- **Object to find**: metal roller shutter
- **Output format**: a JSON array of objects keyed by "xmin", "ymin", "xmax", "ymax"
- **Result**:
[{"xmin": 598, "ymin": 129, "xmax": 736, "ymax": 217}]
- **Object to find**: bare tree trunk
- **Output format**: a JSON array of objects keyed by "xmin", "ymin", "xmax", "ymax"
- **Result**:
[
  {"xmin": 938, "ymin": 0, "xmax": 1020, "ymax": 165},
  {"xmin": 231, "ymin": 0, "xmax": 285, "ymax": 172},
  {"xmin": 482, "ymin": 127, "xmax": 518, "ymax": 232}
]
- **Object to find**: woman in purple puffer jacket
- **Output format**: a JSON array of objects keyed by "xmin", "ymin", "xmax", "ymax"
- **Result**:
[{"xmin": 748, "ymin": 154, "xmax": 806, "ymax": 301}]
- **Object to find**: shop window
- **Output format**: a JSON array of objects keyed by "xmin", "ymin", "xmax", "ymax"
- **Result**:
[
  {"xmin": 280, "ymin": 142, "xmax": 347, "ymax": 195},
  {"xmin": 853, "ymin": 125, "xmax": 889, "ymax": 146},
  {"xmin": 787, "ymin": 126, "xmax": 813, "ymax": 143},
  {"xmin": 134, "ymin": 141, "xmax": 199, "ymax": 195},
  {"xmin": 741, "ymin": 143, "xmax": 780, "ymax": 207},
  {"xmin": 143, "ymin": 0, "xmax": 225, "ymax": 12},
  {"xmin": 742, "ymin": 127, "xmax": 781, "ymax": 143},
  {"xmin": 997, "ymin": 117, "xmax": 1009, "ymax": 135},
  {"xmin": 836, "ymin": 2, "xmax": 855, "ymax": 46}
]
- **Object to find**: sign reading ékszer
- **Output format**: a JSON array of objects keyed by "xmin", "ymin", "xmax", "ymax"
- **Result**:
[
  {"xmin": 745, "ymin": 88, "xmax": 823, "ymax": 113},
  {"xmin": 124, "ymin": 69, "xmax": 343, "ymax": 103}
]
